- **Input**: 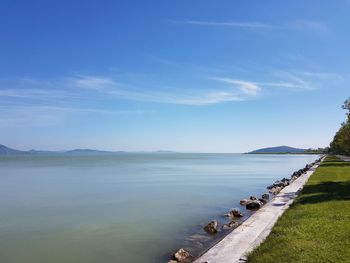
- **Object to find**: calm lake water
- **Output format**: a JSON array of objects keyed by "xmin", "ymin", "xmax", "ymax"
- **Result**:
[{"xmin": 0, "ymin": 153, "xmax": 318, "ymax": 263}]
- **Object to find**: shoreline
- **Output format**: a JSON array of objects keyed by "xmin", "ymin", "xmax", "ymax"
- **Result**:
[
  {"xmin": 191, "ymin": 156, "xmax": 324, "ymax": 263},
  {"xmin": 168, "ymin": 156, "xmax": 324, "ymax": 263}
]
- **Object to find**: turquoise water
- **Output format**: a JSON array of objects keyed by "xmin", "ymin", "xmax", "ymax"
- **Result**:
[{"xmin": 0, "ymin": 153, "xmax": 318, "ymax": 263}]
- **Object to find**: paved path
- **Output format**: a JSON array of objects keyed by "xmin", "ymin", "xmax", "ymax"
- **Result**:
[
  {"xmin": 194, "ymin": 161, "xmax": 322, "ymax": 263},
  {"xmin": 337, "ymin": 155, "xmax": 350, "ymax": 162}
]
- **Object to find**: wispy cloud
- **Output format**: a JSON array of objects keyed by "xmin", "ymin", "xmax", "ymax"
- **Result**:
[
  {"xmin": 0, "ymin": 88, "xmax": 69, "ymax": 99},
  {"xmin": 174, "ymin": 19, "xmax": 329, "ymax": 34},
  {"xmin": 71, "ymin": 75, "xmax": 245, "ymax": 105},
  {"xmin": 1, "ymin": 68, "xmax": 341, "ymax": 115},
  {"xmin": 211, "ymin": 70, "xmax": 338, "ymax": 94},
  {"xmin": 293, "ymin": 71, "xmax": 342, "ymax": 80},
  {"xmin": 0, "ymin": 104, "xmax": 153, "ymax": 127},
  {"xmin": 178, "ymin": 20, "xmax": 276, "ymax": 29},
  {"xmin": 212, "ymin": 78, "xmax": 261, "ymax": 96},
  {"xmin": 270, "ymin": 70, "xmax": 342, "ymax": 90},
  {"xmin": 72, "ymin": 75, "xmax": 120, "ymax": 90}
]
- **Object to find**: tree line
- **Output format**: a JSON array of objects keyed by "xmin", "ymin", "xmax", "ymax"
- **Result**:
[{"xmin": 329, "ymin": 98, "xmax": 350, "ymax": 156}]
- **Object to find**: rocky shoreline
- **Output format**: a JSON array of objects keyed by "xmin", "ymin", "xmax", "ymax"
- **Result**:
[{"xmin": 167, "ymin": 156, "xmax": 323, "ymax": 263}]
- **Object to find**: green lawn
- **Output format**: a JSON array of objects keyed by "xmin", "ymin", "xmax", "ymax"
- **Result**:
[{"xmin": 247, "ymin": 155, "xmax": 350, "ymax": 263}]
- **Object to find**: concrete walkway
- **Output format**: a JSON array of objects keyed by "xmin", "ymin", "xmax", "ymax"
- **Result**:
[{"xmin": 194, "ymin": 161, "xmax": 322, "ymax": 263}]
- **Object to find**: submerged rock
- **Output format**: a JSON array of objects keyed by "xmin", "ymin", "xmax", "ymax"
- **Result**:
[
  {"xmin": 246, "ymin": 200, "xmax": 263, "ymax": 210},
  {"xmin": 222, "ymin": 220, "xmax": 239, "ymax": 230},
  {"xmin": 240, "ymin": 199, "xmax": 250, "ymax": 205},
  {"xmin": 173, "ymin": 248, "xmax": 192, "ymax": 262},
  {"xmin": 225, "ymin": 209, "xmax": 243, "ymax": 218},
  {"xmin": 203, "ymin": 220, "xmax": 218, "ymax": 234}
]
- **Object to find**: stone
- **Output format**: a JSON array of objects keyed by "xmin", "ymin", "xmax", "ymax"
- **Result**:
[
  {"xmin": 246, "ymin": 200, "xmax": 263, "ymax": 210},
  {"xmin": 203, "ymin": 220, "xmax": 218, "ymax": 234},
  {"xmin": 273, "ymin": 181, "xmax": 285, "ymax": 188},
  {"xmin": 290, "ymin": 175, "xmax": 298, "ymax": 182},
  {"xmin": 281, "ymin": 178, "xmax": 290, "ymax": 186},
  {"xmin": 225, "ymin": 209, "xmax": 243, "ymax": 218},
  {"xmin": 240, "ymin": 199, "xmax": 250, "ymax": 205},
  {"xmin": 270, "ymin": 186, "xmax": 282, "ymax": 195},
  {"xmin": 259, "ymin": 198, "xmax": 268, "ymax": 204},
  {"xmin": 261, "ymin": 193, "xmax": 269, "ymax": 200},
  {"xmin": 173, "ymin": 248, "xmax": 192, "ymax": 262},
  {"xmin": 222, "ymin": 221, "xmax": 239, "ymax": 230},
  {"xmin": 266, "ymin": 184, "xmax": 274, "ymax": 190},
  {"xmin": 250, "ymin": 196, "xmax": 257, "ymax": 200}
]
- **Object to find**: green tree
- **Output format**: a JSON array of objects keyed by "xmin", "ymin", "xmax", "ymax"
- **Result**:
[
  {"xmin": 330, "ymin": 98, "xmax": 350, "ymax": 155},
  {"xmin": 342, "ymin": 97, "xmax": 350, "ymax": 121}
]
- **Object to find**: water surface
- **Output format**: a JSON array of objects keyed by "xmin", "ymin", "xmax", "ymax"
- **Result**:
[{"xmin": 0, "ymin": 153, "xmax": 318, "ymax": 263}]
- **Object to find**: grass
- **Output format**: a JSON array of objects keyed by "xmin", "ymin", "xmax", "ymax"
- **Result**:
[{"xmin": 247, "ymin": 155, "xmax": 350, "ymax": 263}]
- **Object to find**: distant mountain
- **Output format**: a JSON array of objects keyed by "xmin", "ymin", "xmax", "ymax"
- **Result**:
[
  {"xmin": 248, "ymin": 146, "xmax": 306, "ymax": 154},
  {"xmin": 0, "ymin": 144, "xmax": 181, "ymax": 155},
  {"xmin": 64, "ymin": 149, "xmax": 114, "ymax": 155},
  {"xmin": 0, "ymin": 144, "xmax": 27, "ymax": 155},
  {"xmin": 0, "ymin": 144, "xmax": 119, "ymax": 156}
]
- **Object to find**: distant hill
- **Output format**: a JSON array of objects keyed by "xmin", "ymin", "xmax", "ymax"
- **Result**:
[
  {"xmin": 0, "ymin": 144, "xmax": 115, "ymax": 156},
  {"xmin": 0, "ymin": 144, "xmax": 27, "ymax": 155},
  {"xmin": 64, "ymin": 149, "xmax": 114, "ymax": 155},
  {"xmin": 248, "ymin": 146, "xmax": 307, "ymax": 154}
]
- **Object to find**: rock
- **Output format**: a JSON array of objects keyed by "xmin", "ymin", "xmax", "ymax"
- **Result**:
[
  {"xmin": 266, "ymin": 184, "xmax": 274, "ymax": 190},
  {"xmin": 240, "ymin": 199, "xmax": 250, "ymax": 205},
  {"xmin": 168, "ymin": 260, "xmax": 178, "ymax": 263},
  {"xmin": 261, "ymin": 193, "xmax": 269, "ymax": 200},
  {"xmin": 281, "ymin": 178, "xmax": 290, "ymax": 186},
  {"xmin": 290, "ymin": 175, "xmax": 298, "ymax": 182},
  {"xmin": 250, "ymin": 196, "xmax": 257, "ymax": 200},
  {"xmin": 270, "ymin": 186, "xmax": 282, "ymax": 195},
  {"xmin": 203, "ymin": 220, "xmax": 218, "ymax": 234},
  {"xmin": 246, "ymin": 200, "xmax": 263, "ymax": 210},
  {"xmin": 273, "ymin": 181, "xmax": 286, "ymax": 188},
  {"xmin": 173, "ymin": 248, "xmax": 192, "ymax": 262},
  {"xmin": 222, "ymin": 221, "xmax": 239, "ymax": 230},
  {"xmin": 259, "ymin": 198, "xmax": 268, "ymax": 204},
  {"xmin": 225, "ymin": 209, "xmax": 243, "ymax": 218}
]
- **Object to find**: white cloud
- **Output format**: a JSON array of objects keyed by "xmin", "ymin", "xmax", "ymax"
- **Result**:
[
  {"xmin": 211, "ymin": 71, "xmax": 336, "ymax": 94},
  {"xmin": 212, "ymin": 78, "xmax": 261, "ymax": 96},
  {"xmin": 72, "ymin": 75, "xmax": 119, "ymax": 90},
  {"xmin": 180, "ymin": 20, "xmax": 275, "ymax": 29},
  {"xmin": 0, "ymin": 104, "xmax": 153, "ymax": 127},
  {"xmin": 69, "ymin": 75, "xmax": 245, "ymax": 105},
  {"xmin": 1, "ymin": 68, "xmax": 340, "ymax": 111},
  {"xmin": 0, "ymin": 88, "xmax": 70, "ymax": 100},
  {"xmin": 175, "ymin": 19, "xmax": 330, "ymax": 35}
]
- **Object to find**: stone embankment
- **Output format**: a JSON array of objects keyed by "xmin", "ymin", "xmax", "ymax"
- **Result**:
[{"xmin": 168, "ymin": 157, "xmax": 324, "ymax": 263}]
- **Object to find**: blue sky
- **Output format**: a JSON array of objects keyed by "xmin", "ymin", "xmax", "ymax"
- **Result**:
[{"xmin": 1, "ymin": 0, "xmax": 349, "ymax": 152}]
